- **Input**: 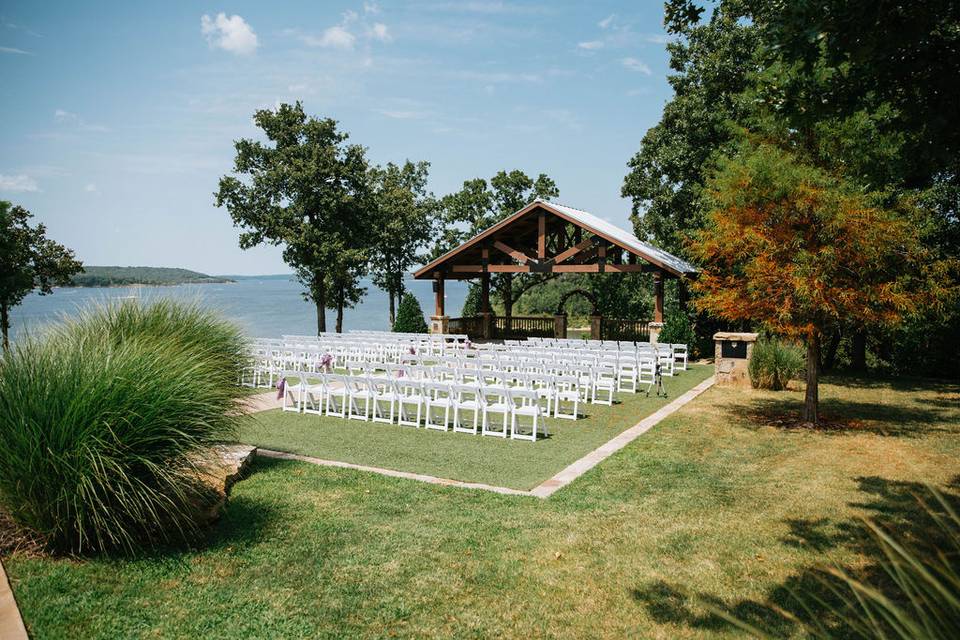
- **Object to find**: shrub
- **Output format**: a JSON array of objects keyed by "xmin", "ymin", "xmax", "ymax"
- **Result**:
[
  {"xmin": 658, "ymin": 312, "xmax": 696, "ymax": 351},
  {"xmin": 0, "ymin": 300, "xmax": 248, "ymax": 554},
  {"xmin": 748, "ymin": 335, "xmax": 805, "ymax": 390},
  {"xmin": 461, "ymin": 283, "xmax": 482, "ymax": 316},
  {"xmin": 393, "ymin": 292, "xmax": 428, "ymax": 333}
]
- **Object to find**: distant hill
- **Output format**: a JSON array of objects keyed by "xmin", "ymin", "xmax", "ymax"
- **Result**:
[{"xmin": 68, "ymin": 266, "xmax": 235, "ymax": 288}]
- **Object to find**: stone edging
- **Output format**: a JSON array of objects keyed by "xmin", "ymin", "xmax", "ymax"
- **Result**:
[
  {"xmin": 0, "ymin": 558, "xmax": 29, "ymax": 640},
  {"xmin": 256, "ymin": 376, "xmax": 716, "ymax": 499}
]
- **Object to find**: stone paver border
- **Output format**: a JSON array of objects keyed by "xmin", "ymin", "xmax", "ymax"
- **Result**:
[
  {"xmin": 253, "ymin": 376, "xmax": 716, "ymax": 499},
  {"xmin": 0, "ymin": 558, "xmax": 29, "ymax": 640}
]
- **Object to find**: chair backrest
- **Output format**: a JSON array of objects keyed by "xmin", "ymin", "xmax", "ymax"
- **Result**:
[
  {"xmin": 509, "ymin": 388, "xmax": 540, "ymax": 408},
  {"xmin": 452, "ymin": 384, "xmax": 481, "ymax": 404}
]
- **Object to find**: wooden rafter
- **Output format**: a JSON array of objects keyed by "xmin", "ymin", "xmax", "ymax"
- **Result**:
[{"xmin": 493, "ymin": 240, "xmax": 536, "ymax": 265}]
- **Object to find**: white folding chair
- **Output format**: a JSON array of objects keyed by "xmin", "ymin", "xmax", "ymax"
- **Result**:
[
  {"xmin": 396, "ymin": 380, "xmax": 425, "ymax": 427},
  {"xmin": 424, "ymin": 382, "xmax": 454, "ymax": 431},
  {"xmin": 347, "ymin": 376, "xmax": 371, "ymax": 421},
  {"xmin": 281, "ymin": 372, "xmax": 304, "ymax": 413},
  {"xmin": 325, "ymin": 374, "xmax": 349, "ymax": 417},
  {"xmin": 510, "ymin": 388, "xmax": 544, "ymax": 441},
  {"xmin": 451, "ymin": 384, "xmax": 482, "ymax": 435},
  {"xmin": 554, "ymin": 375, "xmax": 581, "ymax": 420},
  {"xmin": 301, "ymin": 374, "xmax": 327, "ymax": 415},
  {"xmin": 481, "ymin": 387, "xmax": 511, "ymax": 438},
  {"xmin": 592, "ymin": 365, "xmax": 617, "ymax": 405},
  {"xmin": 370, "ymin": 377, "xmax": 398, "ymax": 424}
]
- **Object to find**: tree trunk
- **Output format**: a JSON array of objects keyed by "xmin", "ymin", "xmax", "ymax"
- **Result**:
[
  {"xmin": 336, "ymin": 285, "xmax": 344, "ymax": 333},
  {"xmin": 388, "ymin": 288, "xmax": 396, "ymax": 328},
  {"xmin": 1, "ymin": 303, "xmax": 9, "ymax": 354},
  {"xmin": 314, "ymin": 274, "xmax": 326, "ymax": 334},
  {"xmin": 803, "ymin": 333, "xmax": 820, "ymax": 424},
  {"xmin": 851, "ymin": 329, "xmax": 867, "ymax": 372},
  {"xmin": 823, "ymin": 328, "xmax": 842, "ymax": 372}
]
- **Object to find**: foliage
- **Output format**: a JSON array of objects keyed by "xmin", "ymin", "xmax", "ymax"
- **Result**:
[
  {"xmin": 69, "ymin": 266, "xmax": 232, "ymax": 287},
  {"xmin": 436, "ymin": 170, "xmax": 559, "ymax": 316},
  {"xmin": 624, "ymin": 0, "xmax": 960, "ymax": 376},
  {"xmin": 658, "ymin": 311, "xmax": 696, "ymax": 350},
  {"xmin": 689, "ymin": 139, "xmax": 956, "ymax": 422},
  {"xmin": 368, "ymin": 161, "xmax": 436, "ymax": 326},
  {"xmin": 748, "ymin": 336, "xmax": 805, "ymax": 391},
  {"xmin": 392, "ymin": 292, "xmax": 427, "ymax": 333},
  {"xmin": 0, "ymin": 201, "xmax": 83, "ymax": 351},
  {"xmin": 215, "ymin": 102, "xmax": 372, "ymax": 334},
  {"xmin": 0, "ymin": 300, "xmax": 248, "ymax": 554},
  {"xmin": 460, "ymin": 282, "xmax": 482, "ymax": 317},
  {"xmin": 514, "ymin": 273, "xmax": 654, "ymax": 325},
  {"xmin": 621, "ymin": 1, "xmax": 759, "ymax": 255}
]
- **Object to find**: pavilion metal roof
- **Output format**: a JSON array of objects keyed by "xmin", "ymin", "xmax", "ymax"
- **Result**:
[{"xmin": 414, "ymin": 199, "xmax": 698, "ymax": 279}]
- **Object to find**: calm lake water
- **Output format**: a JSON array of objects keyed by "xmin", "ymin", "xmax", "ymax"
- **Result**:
[{"xmin": 8, "ymin": 275, "xmax": 469, "ymax": 342}]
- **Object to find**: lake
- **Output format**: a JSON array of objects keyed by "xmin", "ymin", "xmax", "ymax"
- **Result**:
[{"xmin": 8, "ymin": 275, "xmax": 470, "ymax": 342}]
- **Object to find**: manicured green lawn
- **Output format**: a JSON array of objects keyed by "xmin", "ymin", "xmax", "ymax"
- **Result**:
[
  {"xmin": 5, "ymin": 374, "xmax": 959, "ymax": 638},
  {"xmin": 239, "ymin": 365, "xmax": 713, "ymax": 490}
]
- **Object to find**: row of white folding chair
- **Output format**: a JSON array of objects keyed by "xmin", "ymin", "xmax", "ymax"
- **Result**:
[{"xmin": 282, "ymin": 372, "xmax": 547, "ymax": 440}]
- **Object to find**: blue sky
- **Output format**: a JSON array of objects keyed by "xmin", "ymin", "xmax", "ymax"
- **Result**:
[{"xmin": 0, "ymin": 1, "xmax": 675, "ymax": 275}]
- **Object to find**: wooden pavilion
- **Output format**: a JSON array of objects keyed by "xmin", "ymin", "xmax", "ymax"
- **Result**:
[{"xmin": 414, "ymin": 199, "xmax": 698, "ymax": 341}]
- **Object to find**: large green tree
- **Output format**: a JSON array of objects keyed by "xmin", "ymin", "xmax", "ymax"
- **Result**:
[
  {"xmin": 437, "ymin": 170, "xmax": 558, "ymax": 317},
  {"xmin": 369, "ymin": 161, "xmax": 436, "ymax": 327},
  {"xmin": 215, "ymin": 102, "xmax": 371, "ymax": 334},
  {"xmin": 626, "ymin": 0, "xmax": 960, "ymax": 374},
  {"xmin": 0, "ymin": 201, "xmax": 83, "ymax": 352}
]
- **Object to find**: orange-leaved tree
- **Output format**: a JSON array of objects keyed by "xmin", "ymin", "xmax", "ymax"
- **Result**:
[{"xmin": 688, "ymin": 140, "xmax": 956, "ymax": 424}]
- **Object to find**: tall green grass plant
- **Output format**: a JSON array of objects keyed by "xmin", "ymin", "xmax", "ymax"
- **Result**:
[{"xmin": 0, "ymin": 300, "xmax": 248, "ymax": 554}]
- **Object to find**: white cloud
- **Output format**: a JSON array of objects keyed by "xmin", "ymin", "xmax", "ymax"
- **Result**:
[
  {"xmin": 368, "ymin": 22, "xmax": 391, "ymax": 42},
  {"xmin": 0, "ymin": 46, "xmax": 32, "ymax": 55},
  {"xmin": 643, "ymin": 33, "xmax": 672, "ymax": 44},
  {"xmin": 0, "ymin": 174, "xmax": 39, "ymax": 192},
  {"xmin": 598, "ymin": 14, "xmax": 616, "ymax": 29},
  {"xmin": 306, "ymin": 25, "xmax": 356, "ymax": 49},
  {"xmin": 577, "ymin": 40, "xmax": 604, "ymax": 51},
  {"xmin": 84, "ymin": 183, "xmax": 98, "ymax": 193},
  {"xmin": 200, "ymin": 13, "xmax": 258, "ymax": 56},
  {"xmin": 621, "ymin": 57, "xmax": 652, "ymax": 75},
  {"xmin": 363, "ymin": 2, "xmax": 381, "ymax": 14}
]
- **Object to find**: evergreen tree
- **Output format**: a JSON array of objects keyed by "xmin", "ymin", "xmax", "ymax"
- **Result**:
[{"xmin": 393, "ymin": 292, "xmax": 428, "ymax": 333}]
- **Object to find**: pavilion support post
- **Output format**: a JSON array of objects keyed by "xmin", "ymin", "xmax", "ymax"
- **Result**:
[
  {"xmin": 650, "ymin": 271, "xmax": 665, "ymax": 344},
  {"xmin": 554, "ymin": 313, "xmax": 567, "ymax": 339},
  {"xmin": 480, "ymin": 269, "xmax": 492, "ymax": 339},
  {"xmin": 431, "ymin": 276, "xmax": 448, "ymax": 335}
]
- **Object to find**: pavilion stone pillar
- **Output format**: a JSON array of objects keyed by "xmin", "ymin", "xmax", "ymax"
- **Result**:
[
  {"xmin": 590, "ymin": 315, "xmax": 602, "ymax": 340},
  {"xmin": 554, "ymin": 313, "xmax": 567, "ymax": 339},
  {"xmin": 431, "ymin": 276, "xmax": 448, "ymax": 334},
  {"xmin": 649, "ymin": 270, "xmax": 665, "ymax": 344}
]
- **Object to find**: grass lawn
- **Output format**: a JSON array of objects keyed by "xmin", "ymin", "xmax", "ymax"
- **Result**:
[
  {"xmin": 239, "ymin": 365, "xmax": 714, "ymax": 490},
  {"xmin": 4, "ymin": 373, "xmax": 959, "ymax": 638}
]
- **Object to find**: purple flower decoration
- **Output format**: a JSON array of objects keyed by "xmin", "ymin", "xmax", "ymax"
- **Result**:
[
  {"xmin": 319, "ymin": 353, "xmax": 333, "ymax": 372},
  {"xmin": 409, "ymin": 346, "xmax": 417, "ymax": 355},
  {"xmin": 276, "ymin": 377, "xmax": 286, "ymax": 400}
]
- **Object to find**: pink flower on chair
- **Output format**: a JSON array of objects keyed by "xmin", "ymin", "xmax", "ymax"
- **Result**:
[
  {"xmin": 276, "ymin": 377, "xmax": 286, "ymax": 400},
  {"xmin": 319, "ymin": 353, "xmax": 333, "ymax": 372}
]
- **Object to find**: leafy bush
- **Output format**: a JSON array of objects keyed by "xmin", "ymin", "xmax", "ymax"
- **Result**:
[
  {"xmin": 393, "ymin": 292, "xmax": 428, "ymax": 333},
  {"xmin": 461, "ymin": 283, "xmax": 482, "ymax": 316},
  {"xmin": 658, "ymin": 312, "xmax": 696, "ymax": 350},
  {"xmin": 0, "ymin": 300, "xmax": 248, "ymax": 554},
  {"xmin": 748, "ymin": 335, "xmax": 805, "ymax": 390}
]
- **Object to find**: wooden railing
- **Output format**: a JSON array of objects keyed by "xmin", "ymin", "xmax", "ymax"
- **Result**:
[
  {"xmin": 447, "ymin": 316, "xmax": 484, "ymax": 336},
  {"xmin": 602, "ymin": 318, "xmax": 650, "ymax": 342},
  {"xmin": 493, "ymin": 316, "xmax": 554, "ymax": 339}
]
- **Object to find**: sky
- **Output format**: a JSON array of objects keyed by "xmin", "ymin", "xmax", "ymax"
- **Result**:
[{"xmin": 0, "ymin": 1, "xmax": 676, "ymax": 275}]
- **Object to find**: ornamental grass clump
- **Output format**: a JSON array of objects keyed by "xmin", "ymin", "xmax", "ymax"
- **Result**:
[
  {"xmin": 0, "ymin": 300, "xmax": 249, "ymax": 554},
  {"xmin": 748, "ymin": 335, "xmax": 805, "ymax": 390}
]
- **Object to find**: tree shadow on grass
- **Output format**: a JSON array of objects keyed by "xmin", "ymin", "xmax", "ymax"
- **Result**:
[
  {"xmin": 727, "ymin": 394, "xmax": 953, "ymax": 438},
  {"xmin": 629, "ymin": 475, "xmax": 960, "ymax": 637},
  {"xmin": 823, "ymin": 373, "xmax": 960, "ymax": 395}
]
